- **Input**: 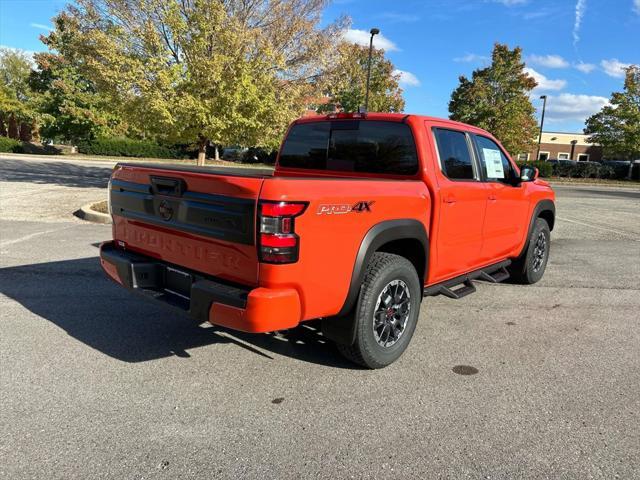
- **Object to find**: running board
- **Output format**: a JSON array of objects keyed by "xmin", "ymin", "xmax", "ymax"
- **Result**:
[{"xmin": 423, "ymin": 260, "xmax": 511, "ymax": 299}]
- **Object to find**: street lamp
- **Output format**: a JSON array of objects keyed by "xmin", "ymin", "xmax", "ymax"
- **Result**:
[
  {"xmin": 536, "ymin": 95, "xmax": 547, "ymax": 161},
  {"xmin": 364, "ymin": 27, "xmax": 380, "ymax": 112}
]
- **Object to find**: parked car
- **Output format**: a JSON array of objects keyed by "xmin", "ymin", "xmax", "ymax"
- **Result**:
[
  {"xmin": 100, "ymin": 112, "xmax": 555, "ymax": 368},
  {"xmin": 221, "ymin": 146, "xmax": 247, "ymax": 161}
]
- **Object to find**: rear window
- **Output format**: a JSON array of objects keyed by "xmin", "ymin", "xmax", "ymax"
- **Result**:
[
  {"xmin": 279, "ymin": 120, "xmax": 418, "ymax": 175},
  {"xmin": 433, "ymin": 128, "xmax": 475, "ymax": 180}
]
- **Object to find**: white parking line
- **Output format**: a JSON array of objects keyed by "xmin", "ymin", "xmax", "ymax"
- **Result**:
[
  {"xmin": 0, "ymin": 225, "xmax": 76, "ymax": 247},
  {"xmin": 557, "ymin": 216, "xmax": 640, "ymax": 241}
]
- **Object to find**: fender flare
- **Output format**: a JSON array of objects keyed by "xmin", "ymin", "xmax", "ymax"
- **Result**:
[
  {"xmin": 322, "ymin": 219, "xmax": 428, "ymax": 345},
  {"xmin": 518, "ymin": 199, "xmax": 555, "ymax": 257}
]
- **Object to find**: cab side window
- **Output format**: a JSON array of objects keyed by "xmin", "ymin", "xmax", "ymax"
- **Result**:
[
  {"xmin": 474, "ymin": 136, "xmax": 516, "ymax": 183},
  {"xmin": 433, "ymin": 128, "xmax": 476, "ymax": 180}
]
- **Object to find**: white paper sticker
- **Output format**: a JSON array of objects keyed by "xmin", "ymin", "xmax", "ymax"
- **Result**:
[{"xmin": 483, "ymin": 148, "xmax": 504, "ymax": 179}]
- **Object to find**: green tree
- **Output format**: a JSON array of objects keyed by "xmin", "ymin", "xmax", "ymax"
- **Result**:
[
  {"xmin": 30, "ymin": 15, "xmax": 125, "ymax": 144},
  {"xmin": 55, "ymin": 0, "xmax": 344, "ymax": 164},
  {"xmin": 0, "ymin": 48, "xmax": 37, "ymax": 139},
  {"xmin": 448, "ymin": 43, "xmax": 538, "ymax": 156},
  {"xmin": 318, "ymin": 42, "xmax": 405, "ymax": 113},
  {"xmin": 585, "ymin": 65, "xmax": 640, "ymax": 176}
]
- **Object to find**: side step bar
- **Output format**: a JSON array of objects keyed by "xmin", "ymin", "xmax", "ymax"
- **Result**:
[{"xmin": 423, "ymin": 260, "xmax": 511, "ymax": 299}]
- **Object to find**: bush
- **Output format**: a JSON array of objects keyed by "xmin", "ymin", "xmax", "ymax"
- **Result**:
[
  {"xmin": 571, "ymin": 161, "xmax": 626, "ymax": 179},
  {"xmin": 516, "ymin": 160, "xmax": 553, "ymax": 178},
  {"xmin": 78, "ymin": 138, "xmax": 180, "ymax": 158},
  {"xmin": 0, "ymin": 136, "xmax": 23, "ymax": 153}
]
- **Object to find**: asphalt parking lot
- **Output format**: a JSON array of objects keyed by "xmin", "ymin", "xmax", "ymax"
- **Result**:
[{"xmin": 1, "ymin": 156, "xmax": 639, "ymax": 479}]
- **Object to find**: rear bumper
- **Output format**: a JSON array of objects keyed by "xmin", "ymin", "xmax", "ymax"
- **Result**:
[{"xmin": 99, "ymin": 241, "xmax": 301, "ymax": 332}]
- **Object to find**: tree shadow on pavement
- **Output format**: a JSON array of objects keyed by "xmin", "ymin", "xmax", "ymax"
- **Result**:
[
  {"xmin": 0, "ymin": 159, "xmax": 111, "ymax": 189},
  {"xmin": 0, "ymin": 256, "xmax": 357, "ymax": 369}
]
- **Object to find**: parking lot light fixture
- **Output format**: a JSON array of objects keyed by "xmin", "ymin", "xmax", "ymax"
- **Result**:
[
  {"xmin": 363, "ymin": 28, "xmax": 380, "ymax": 112},
  {"xmin": 536, "ymin": 95, "xmax": 547, "ymax": 161}
]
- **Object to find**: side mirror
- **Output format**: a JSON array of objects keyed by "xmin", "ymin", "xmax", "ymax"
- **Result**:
[{"xmin": 520, "ymin": 165, "xmax": 539, "ymax": 182}]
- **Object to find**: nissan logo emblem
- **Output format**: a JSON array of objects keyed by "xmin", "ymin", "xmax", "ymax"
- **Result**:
[{"xmin": 158, "ymin": 200, "xmax": 173, "ymax": 221}]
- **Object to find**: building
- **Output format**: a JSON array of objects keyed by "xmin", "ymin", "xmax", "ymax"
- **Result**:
[{"xmin": 517, "ymin": 132, "xmax": 603, "ymax": 162}]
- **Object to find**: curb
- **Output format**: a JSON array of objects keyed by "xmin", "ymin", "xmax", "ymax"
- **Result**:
[{"xmin": 74, "ymin": 202, "xmax": 112, "ymax": 224}]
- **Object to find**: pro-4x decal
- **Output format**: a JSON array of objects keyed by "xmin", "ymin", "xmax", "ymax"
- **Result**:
[{"xmin": 317, "ymin": 201, "xmax": 375, "ymax": 215}]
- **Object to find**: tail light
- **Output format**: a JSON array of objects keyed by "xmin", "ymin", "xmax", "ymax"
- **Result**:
[
  {"xmin": 258, "ymin": 201, "xmax": 307, "ymax": 264},
  {"xmin": 327, "ymin": 112, "xmax": 367, "ymax": 119}
]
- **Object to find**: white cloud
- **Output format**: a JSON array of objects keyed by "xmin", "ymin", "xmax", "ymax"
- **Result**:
[
  {"xmin": 494, "ymin": 0, "xmax": 528, "ymax": 5},
  {"xmin": 0, "ymin": 45, "xmax": 37, "ymax": 62},
  {"xmin": 30, "ymin": 23, "xmax": 53, "ymax": 31},
  {"xmin": 634, "ymin": 0, "xmax": 640, "ymax": 14},
  {"xmin": 601, "ymin": 58, "xmax": 631, "ymax": 78},
  {"xmin": 574, "ymin": 62, "xmax": 596, "ymax": 73},
  {"xmin": 543, "ymin": 93, "xmax": 609, "ymax": 122},
  {"xmin": 573, "ymin": 0, "xmax": 587, "ymax": 46},
  {"xmin": 342, "ymin": 29, "xmax": 399, "ymax": 52},
  {"xmin": 393, "ymin": 69, "xmax": 421, "ymax": 87},
  {"xmin": 525, "ymin": 67, "xmax": 567, "ymax": 91},
  {"xmin": 527, "ymin": 54, "xmax": 569, "ymax": 69},
  {"xmin": 453, "ymin": 53, "xmax": 489, "ymax": 63}
]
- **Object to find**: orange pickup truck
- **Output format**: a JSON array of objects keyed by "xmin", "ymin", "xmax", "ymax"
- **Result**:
[{"xmin": 100, "ymin": 112, "xmax": 555, "ymax": 368}]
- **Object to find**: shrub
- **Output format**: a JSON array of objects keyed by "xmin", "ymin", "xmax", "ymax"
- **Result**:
[
  {"xmin": 516, "ymin": 160, "xmax": 553, "ymax": 178},
  {"xmin": 78, "ymin": 138, "xmax": 180, "ymax": 158},
  {"xmin": 0, "ymin": 136, "xmax": 23, "ymax": 153}
]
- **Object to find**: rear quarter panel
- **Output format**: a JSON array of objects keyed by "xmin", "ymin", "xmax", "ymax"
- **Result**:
[{"xmin": 259, "ymin": 177, "xmax": 430, "ymax": 321}]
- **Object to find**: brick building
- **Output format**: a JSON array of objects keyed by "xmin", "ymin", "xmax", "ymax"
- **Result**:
[{"xmin": 517, "ymin": 132, "xmax": 603, "ymax": 162}]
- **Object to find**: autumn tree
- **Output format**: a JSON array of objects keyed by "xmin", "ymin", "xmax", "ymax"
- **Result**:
[
  {"xmin": 318, "ymin": 42, "xmax": 405, "ymax": 113},
  {"xmin": 30, "ymin": 15, "xmax": 126, "ymax": 144},
  {"xmin": 585, "ymin": 65, "xmax": 640, "ymax": 177},
  {"xmin": 54, "ymin": 0, "xmax": 344, "ymax": 165},
  {"xmin": 449, "ymin": 43, "xmax": 538, "ymax": 156},
  {"xmin": 0, "ymin": 48, "xmax": 37, "ymax": 139}
]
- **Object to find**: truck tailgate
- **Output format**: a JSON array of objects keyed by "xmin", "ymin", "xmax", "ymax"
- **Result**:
[{"xmin": 109, "ymin": 164, "xmax": 270, "ymax": 286}]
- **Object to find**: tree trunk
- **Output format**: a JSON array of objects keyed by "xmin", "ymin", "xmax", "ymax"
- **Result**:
[
  {"xmin": 214, "ymin": 145, "xmax": 220, "ymax": 161},
  {"xmin": 8, "ymin": 114, "xmax": 19, "ymax": 139},
  {"xmin": 0, "ymin": 114, "xmax": 6, "ymax": 137},
  {"xmin": 197, "ymin": 135, "xmax": 207, "ymax": 166},
  {"xmin": 30, "ymin": 120, "xmax": 40, "ymax": 142},
  {"xmin": 628, "ymin": 161, "xmax": 634, "ymax": 181},
  {"xmin": 19, "ymin": 122, "xmax": 32, "ymax": 142}
]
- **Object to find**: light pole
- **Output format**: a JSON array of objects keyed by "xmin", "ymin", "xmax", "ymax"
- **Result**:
[
  {"xmin": 364, "ymin": 27, "xmax": 380, "ymax": 112},
  {"xmin": 536, "ymin": 95, "xmax": 547, "ymax": 161}
]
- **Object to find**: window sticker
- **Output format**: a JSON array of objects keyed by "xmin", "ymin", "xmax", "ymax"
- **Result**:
[{"xmin": 482, "ymin": 148, "xmax": 504, "ymax": 179}]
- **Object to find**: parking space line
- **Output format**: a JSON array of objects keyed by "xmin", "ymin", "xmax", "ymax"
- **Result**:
[
  {"xmin": 0, "ymin": 225, "xmax": 77, "ymax": 248},
  {"xmin": 557, "ymin": 216, "xmax": 640, "ymax": 241}
]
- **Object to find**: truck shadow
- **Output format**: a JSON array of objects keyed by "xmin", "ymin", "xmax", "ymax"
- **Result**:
[{"xmin": 0, "ymin": 256, "xmax": 357, "ymax": 369}]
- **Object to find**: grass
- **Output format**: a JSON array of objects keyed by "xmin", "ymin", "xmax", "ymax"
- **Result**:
[{"xmin": 91, "ymin": 200, "xmax": 109, "ymax": 214}]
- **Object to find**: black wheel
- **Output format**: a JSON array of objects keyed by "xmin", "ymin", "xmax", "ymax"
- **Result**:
[
  {"xmin": 336, "ymin": 253, "xmax": 421, "ymax": 369},
  {"xmin": 509, "ymin": 218, "xmax": 551, "ymax": 284}
]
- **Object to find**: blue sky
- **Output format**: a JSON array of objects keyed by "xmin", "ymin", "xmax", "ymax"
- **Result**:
[{"xmin": 1, "ymin": 0, "xmax": 638, "ymax": 132}]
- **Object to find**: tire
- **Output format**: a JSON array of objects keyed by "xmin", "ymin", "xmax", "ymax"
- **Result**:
[
  {"xmin": 509, "ymin": 217, "xmax": 551, "ymax": 284},
  {"xmin": 336, "ymin": 252, "xmax": 421, "ymax": 369}
]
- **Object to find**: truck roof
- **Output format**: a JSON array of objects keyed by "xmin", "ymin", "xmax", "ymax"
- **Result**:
[{"xmin": 295, "ymin": 112, "xmax": 491, "ymax": 136}]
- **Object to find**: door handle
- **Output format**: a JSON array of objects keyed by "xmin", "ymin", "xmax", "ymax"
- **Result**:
[
  {"xmin": 444, "ymin": 196, "xmax": 456, "ymax": 204},
  {"xmin": 487, "ymin": 195, "xmax": 497, "ymax": 201}
]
